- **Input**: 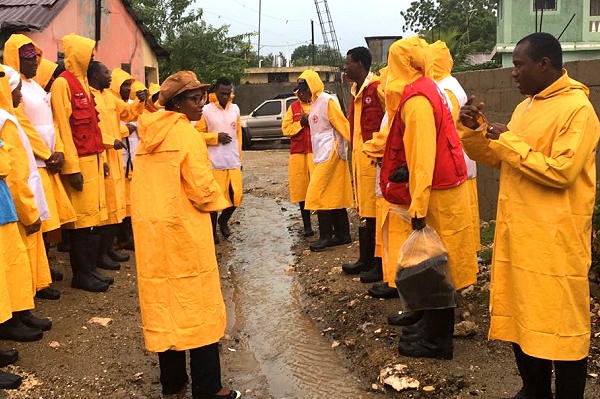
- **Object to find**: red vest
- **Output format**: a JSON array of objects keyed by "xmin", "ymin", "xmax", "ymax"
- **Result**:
[
  {"xmin": 289, "ymin": 100, "xmax": 312, "ymax": 154},
  {"xmin": 380, "ymin": 76, "xmax": 467, "ymax": 205},
  {"xmin": 59, "ymin": 71, "xmax": 104, "ymax": 157},
  {"xmin": 348, "ymin": 80, "xmax": 385, "ymax": 145}
]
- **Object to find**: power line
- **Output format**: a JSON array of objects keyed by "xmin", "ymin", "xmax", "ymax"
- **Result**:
[{"xmin": 225, "ymin": 0, "xmax": 307, "ymax": 23}]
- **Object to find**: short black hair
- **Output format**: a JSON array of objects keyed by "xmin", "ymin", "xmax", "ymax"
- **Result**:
[
  {"xmin": 346, "ymin": 46, "xmax": 372, "ymax": 71},
  {"xmin": 517, "ymin": 32, "xmax": 563, "ymax": 70},
  {"xmin": 215, "ymin": 76, "xmax": 232, "ymax": 88},
  {"xmin": 87, "ymin": 60, "xmax": 104, "ymax": 80}
]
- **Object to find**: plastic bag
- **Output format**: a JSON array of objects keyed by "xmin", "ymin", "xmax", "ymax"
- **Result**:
[{"xmin": 391, "ymin": 207, "xmax": 457, "ymax": 312}]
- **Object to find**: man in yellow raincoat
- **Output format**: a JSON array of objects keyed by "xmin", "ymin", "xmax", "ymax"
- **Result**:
[
  {"xmin": 131, "ymin": 70, "xmax": 240, "ymax": 399},
  {"xmin": 196, "ymin": 77, "xmax": 242, "ymax": 243},
  {"xmin": 51, "ymin": 33, "xmax": 110, "ymax": 293},
  {"xmin": 459, "ymin": 32, "xmax": 599, "ymax": 399},
  {"xmin": 4, "ymin": 34, "xmax": 77, "ymax": 300},
  {"xmin": 281, "ymin": 84, "xmax": 314, "ymax": 237},
  {"xmin": 342, "ymin": 46, "xmax": 385, "ymax": 281},
  {"xmin": 381, "ymin": 36, "xmax": 477, "ymax": 360},
  {"xmin": 87, "ymin": 62, "xmax": 145, "ymax": 272},
  {"xmin": 298, "ymin": 70, "xmax": 353, "ymax": 252}
]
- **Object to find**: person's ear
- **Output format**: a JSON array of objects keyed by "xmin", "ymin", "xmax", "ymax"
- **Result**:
[{"xmin": 539, "ymin": 57, "xmax": 551, "ymax": 71}]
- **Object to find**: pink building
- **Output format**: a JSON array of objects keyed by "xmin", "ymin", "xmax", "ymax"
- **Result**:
[{"xmin": 0, "ymin": 0, "xmax": 168, "ymax": 84}]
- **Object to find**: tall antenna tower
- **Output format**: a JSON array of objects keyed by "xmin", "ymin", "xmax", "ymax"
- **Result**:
[{"xmin": 313, "ymin": 0, "xmax": 349, "ymax": 113}]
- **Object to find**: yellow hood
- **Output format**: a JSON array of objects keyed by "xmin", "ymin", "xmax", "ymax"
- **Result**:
[
  {"xmin": 385, "ymin": 36, "xmax": 432, "ymax": 119},
  {"xmin": 109, "ymin": 68, "xmax": 133, "ymax": 99},
  {"xmin": 129, "ymin": 79, "xmax": 147, "ymax": 101},
  {"xmin": 148, "ymin": 82, "xmax": 161, "ymax": 97},
  {"xmin": 298, "ymin": 70, "xmax": 324, "ymax": 102},
  {"xmin": 0, "ymin": 65, "xmax": 15, "ymax": 115},
  {"xmin": 534, "ymin": 70, "xmax": 589, "ymax": 101},
  {"xmin": 137, "ymin": 111, "xmax": 186, "ymax": 152},
  {"xmin": 3, "ymin": 34, "xmax": 42, "ymax": 79},
  {"xmin": 62, "ymin": 33, "xmax": 95, "ymax": 78},
  {"xmin": 378, "ymin": 66, "xmax": 389, "ymax": 91},
  {"xmin": 33, "ymin": 58, "xmax": 58, "ymax": 89},
  {"xmin": 429, "ymin": 40, "xmax": 453, "ymax": 81}
]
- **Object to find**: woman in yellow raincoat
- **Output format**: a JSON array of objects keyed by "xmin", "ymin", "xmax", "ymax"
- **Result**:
[
  {"xmin": 298, "ymin": 70, "xmax": 353, "ymax": 252},
  {"xmin": 131, "ymin": 71, "xmax": 240, "ymax": 399},
  {"xmin": 459, "ymin": 32, "xmax": 599, "ymax": 399}
]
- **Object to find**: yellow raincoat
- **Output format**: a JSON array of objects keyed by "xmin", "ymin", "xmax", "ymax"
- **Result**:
[
  {"xmin": 0, "ymin": 142, "xmax": 22, "ymax": 322},
  {"xmin": 195, "ymin": 96, "xmax": 243, "ymax": 207},
  {"xmin": 32, "ymin": 58, "xmax": 58, "ymax": 90},
  {"xmin": 349, "ymin": 72, "xmax": 384, "ymax": 218},
  {"xmin": 0, "ymin": 65, "xmax": 37, "ymax": 308},
  {"xmin": 5, "ymin": 34, "xmax": 77, "ymax": 233},
  {"xmin": 51, "ymin": 33, "xmax": 107, "ymax": 228},
  {"xmin": 382, "ymin": 36, "xmax": 477, "ymax": 290},
  {"xmin": 458, "ymin": 71, "xmax": 600, "ymax": 361},
  {"xmin": 131, "ymin": 110, "xmax": 229, "ymax": 352},
  {"xmin": 281, "ymin": 96, "xmax": 314, "ymax": 203},
  {"xmin": 300, "ymin": 70, "xmax": 353, "ymax": 210}
]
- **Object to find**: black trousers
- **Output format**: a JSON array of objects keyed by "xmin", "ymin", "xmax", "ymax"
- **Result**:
[
  {"xmin": 158, "ymin": 342, "xmax": 222, "ymax": 397},
  {"xmin": 512, "ymin": 343, "xmax": 587, "ymax": 399}
]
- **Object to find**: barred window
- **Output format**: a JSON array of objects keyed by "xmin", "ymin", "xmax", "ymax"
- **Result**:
[{"xmin": 534, "ymin": 0, "xmax": 556, "ymax": 11}]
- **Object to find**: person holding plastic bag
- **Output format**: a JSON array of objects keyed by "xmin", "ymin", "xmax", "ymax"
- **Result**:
[{"xmin": 380, "ymin": 36, "xmax": 478, "ymax": 360}]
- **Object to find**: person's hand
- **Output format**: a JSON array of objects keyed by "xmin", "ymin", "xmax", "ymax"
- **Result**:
[
  {"xmin": 218, "ymin": 132, "xmax": 232, "ymax": 145},
  {"xmin": 67, "ymin": 172, "xmax": 84, "ymax": 191},
  {"xmin": 136, "ymin": 90, "xmax": 148, "ymax": 102},
  {"xmin": 113, "ymin": 139, "xmax": 125, "ymax": 150},
  {"xmin": 459, "ymin": 95, "xmax": 486, "ymax": 130},
  {"xmin": 45, "ymin": 152, "xmax": 64, "ymax": 173},
  {"xmin": 486, "ymin": 123, "xmax": 508, "ymax": 140},
  {"xmin": 103, "ymin": 163, "xmax": 110, "ymax": 179},
  {"xmin": 126, "ymin": 123, "xmax": 136, "ymax": 134},
  {"xmin": 25, "ymin": 218, "xmax": 42, "ymax": 235},
  {"xmin": 300, "ymin": 113, "xmax": 309, "ymax": 128},
  {"xmin": 411, "ymin": 217, "xmax": 426, "ymax": 230},
  {"xmin": 389, "ymin": 165, "xmax": 409, "ymax": 183}
]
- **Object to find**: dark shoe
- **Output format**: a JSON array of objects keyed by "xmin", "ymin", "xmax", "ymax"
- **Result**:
[
  {"xmin": 330, "ymin": 235, "xmax": 352, "ymax": 247},
  {"xmin": 50, "ymin": 268, "xmax": 63, "ymax": 281},
  {"xmin": 368, "ymin": 285, "xmax": 400, "ymax": 299},
  {"xmin": 212, "ymin": 390, "xmax": 242, "ymax": 399},
  {"xmin": 360, "ymin": 257, "xmax": 383, "ymax": 283},
  {"xmin": 507, "ymin": 388, "xmax": 531, "ymax": 399},
  {"xmin": 0, "ymin": 317, "xmax": 43, "ymax": 342},
  {"xmin": 36, "ymin": 287, "xmax": 61, "ymax": 300},
  {"xmin": 300, "ymin": 202, "xmax": 313, "ymax": 237},
  {"xmin": 18, "ymin": 310, "xmax": 52, "ymax": 331},
  {"xmin": 398, "ymin": 339, "xmax": 453, "ymax": 360},
  {"xmin": 219, "ymin": 222, "xmax": 231, "ymax": 238},
  {"xmin": 92, "ymin": 270, "xmax": 114, "ymax": 285},
  {"xmin": 107, "ymin": 248, "xmax": 129, "ymax": 262},
  {"xmin": 309, "ymin": 236, "xmax": 334, "ymax": 252},
  {"xmin": 71, "ymin": 275, "xmax": 110, "ymax": 292},
  {"xmin": 387, "ymin": 311, "xmax": 423, "ymax": 326},
  {"xmin": 303, "ymin": 228, "xmax": 315, "ymax": 237},
  {"xmin": 213, "ymin": 233, "xmax": 220, "ymax": 245},
  {"xmin": 0, "ymin": 370, "xmax": 22, "ymax": 389},
  {"xmin": 97, "ymin": 254, "xmax": 120, "ymax": 271},
  {"xmin": 342, "ymin": 227, "xmax": 375, "ymax": 275},
  {"xmin": 0, "ymin": 349, "xmax": 18, "ymax": 367},
  {"xmin": 400, "ymin": 320, "xmax": 424, "ymax": 343}
]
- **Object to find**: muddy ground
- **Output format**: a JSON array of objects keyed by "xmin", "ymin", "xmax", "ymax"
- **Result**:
[{"xmin": 2, "ymin": 148, "xmax": 600, "ymax": 398}]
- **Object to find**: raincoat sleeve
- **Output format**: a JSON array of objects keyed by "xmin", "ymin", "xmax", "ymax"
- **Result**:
[
  {"xmin": 327, "ymin": 99, "xmax": 350, "ymax": 141},
  {"xmin": 15, "ymin": 105, "xmax": 52, "ymax": 161},
  {"xmin": 282, "ymin": 103, "xmax": 302, "ymax": 137},
  {"xmin": 363, "ymin": 112, "xmax": 390, "ymax": 158},
  {"xmin": 120, "ymin": 124, "xmax": 130, "ymax": 140},
  {"xmin": 51, "ymin": 77, "xmax": 80, "ymax": 174},
  {"xmin": 114, "ymin": 95, "xmax": 144, "ymax": 123},
  {"xmin": 489, "ymin": 105, "xmax": 599, "ymax": 189},
  {"xmin": 3, "ymin": 121, "xmax": 40, "ymax": 225},
  {"xmin": 194, "ymin": 116, "xmax": 219, "ymax": 146},
  {"xmin": 0, "ymin": 142, "xmax": 12, "ymax": 178},
  {"xmin": 402, "ymin": 96, "xmax": 436, "ymax": 219},
  {"xmin": 180, "ymin": 123, "xmax": 228, "ymax": 212},
  {"xmin": 458, "ymin": 119, "xmax": 503, "ymax": 170},
  {"xmin": 54, "ymin": 121, "xmax": 65, "ymax": 153}
]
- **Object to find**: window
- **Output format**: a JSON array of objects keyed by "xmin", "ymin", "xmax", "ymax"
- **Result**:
[
  {"xmin": 254, "ymin": 101, "xmax": 281, "ymax": 117},
  {"xmin": 267, "ymin": 72, "xmax": 289, "ymax": 83},
  {"xmin": 534, "ymin": 0, "xmax": 556, "ymax": 11},
  {"xmin": 285, "ymin": 98, "xmax": 295, "ymax": 111},
  {"xmin": 592, "ymin": 0, "xmax": 600, "ymax": 16},
  {"xmin": 121, "ymin": 63, "xmax": 131, "ymax": 73}
]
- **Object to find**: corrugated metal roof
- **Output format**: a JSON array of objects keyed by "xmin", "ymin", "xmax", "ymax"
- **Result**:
[{"xmin": 0, "ymin": 0, "xmax": 68, "ymax": 32}]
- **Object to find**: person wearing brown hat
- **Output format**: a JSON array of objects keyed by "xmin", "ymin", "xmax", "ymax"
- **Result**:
[{"xmin": 131, "ymin": 71, "xmax": 241, "ymax": 399}]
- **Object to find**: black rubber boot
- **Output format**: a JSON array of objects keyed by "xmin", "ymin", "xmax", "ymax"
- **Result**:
[
  {"xmin": 398, "ymin": 308, "xmax": 455, "ymax": 360},
  {"xmin": 95, "ymin": 226, "xmax": 120, "ymax": 271},
  {"xmin": 368, "ymin": 282, "xmax": 399, "ymax": 299},
  {"xmin": 35, "ymin": 287, "xmax": 61, "ymax": 300},
  {"xmin": 331, "ymin": 208, "xmax": 351, "ymax": 246},
  {"xmin": 400, "ymin": 318, "xmax": 425, "ymax": 343},
  {"xmin": 117, "ymin": 217, "xmax": 135, "ymax": 250},
  {"xmin": 555, "ymin": 357, "xmax": 588, "ymax": 399},
  {"xmin": 0, "ymin": 314, "xmax": 43, "ymax": 342},
  {"xmin": 107, "ymin": 224, "xmax": 130, "ymax": 262},
  {"xmin": 299, "ymin": 201, "xmax": 314, "ymax": 237},
  {"xmin": 510, "ymin": 343, "xmax": 553, "ymax": 399},
  {"xmin": 0, "ymin": 349, "xmax": 18, "ymax": 367},
  {"xmin": 388, "ymin": 310, "xmax": 424, "ymax": 326},
  {"xmin": 309, "ymin": 211, "xmax": 334, "ymax": 251},
  {"xmin": 56, "ymin": 227, "xmax": 70, "ymax": 252},
  {"xmin": 17, "ymin": 310, "xmax": 52, "ymax": 331},
  {"xmin": 218, "ymin": 206, "xmax": 236, "ymax": 238},
  {"xmin": 70, "ymin": 229, "xmax": 110, "ymax": 292},
  {"xmin": 360, "ymin": 257, "xmax": 383, "ymax": 283},
  {"xmin": 342, "ymin": 226, "xmax": 375, "ymax": 274},
  {"xmin": 50, "ymin": 268, "xmax": 63, "ymax": 281},
  {"xmin": 0, "ymin": 370, "xmax": 21, "ymax": 389},
  {"xmin": 210, "ymin": 212, "xmax": 219, "ymax": 244}
]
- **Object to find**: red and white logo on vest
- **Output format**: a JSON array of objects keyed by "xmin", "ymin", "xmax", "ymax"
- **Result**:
[
  {"xmin": 230, "ymin": 121, "xmax": 236, "ymax": 130},
  {"xmin": 311, "ymin": 115, "xmax": 319, "ymax": 124},
  {"xmin": 364, "ymin": 96, "xmax": 373, "ymax": 105}
]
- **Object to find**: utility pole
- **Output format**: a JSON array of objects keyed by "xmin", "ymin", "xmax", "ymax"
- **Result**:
[
  {"xmin": 311, "ymin": 20, "xmax": 315, "ymax": 65},
  {"xmin": 257, "ymin": 0, "xmax": 262, "ymax": 61}
]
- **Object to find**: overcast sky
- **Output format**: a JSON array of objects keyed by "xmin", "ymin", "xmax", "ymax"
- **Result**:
[{"xmin": 198, "ymin": 0, "xmax": 416, "ymax": 59}]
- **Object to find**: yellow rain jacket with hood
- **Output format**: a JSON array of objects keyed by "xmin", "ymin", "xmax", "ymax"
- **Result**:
[
  {"xmin": 300, "ymin": 70, "xmax": 353, "ymax": 210},
  {"xmin": 459, "ymin": 71, "xmax": 600, "ymax": 361},
  {"xmin": 51, "ymin": 33, "xmax": 107, "ymax": 229},
  {"xmin": 4, "ymin": 34, "xmax": 76, "ymax": 233},
  {"xmin": 131, "ymin": 109, "xmax": 229, "ymax": 352},
  {"xmin": 33, "ymin": 58, "xmax": 58, "ymax": 90},
  {"xmin": 382, "ymin": 36, "xmax": 477, "ymax": 290}
]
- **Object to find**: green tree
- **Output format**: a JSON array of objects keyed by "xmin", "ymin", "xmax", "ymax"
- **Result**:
[
  {"xmin": 291, "ymin": 44, "xmax": 341, "ymax": 66},
  {"xmin": 130, "ymin": 0, "xmax": 256, "ymax": 83}
]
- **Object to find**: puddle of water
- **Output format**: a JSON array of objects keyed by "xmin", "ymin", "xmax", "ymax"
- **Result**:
[{"xmin": 226, "ymin": 195, "xmax": 374, "ymax": 399}]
